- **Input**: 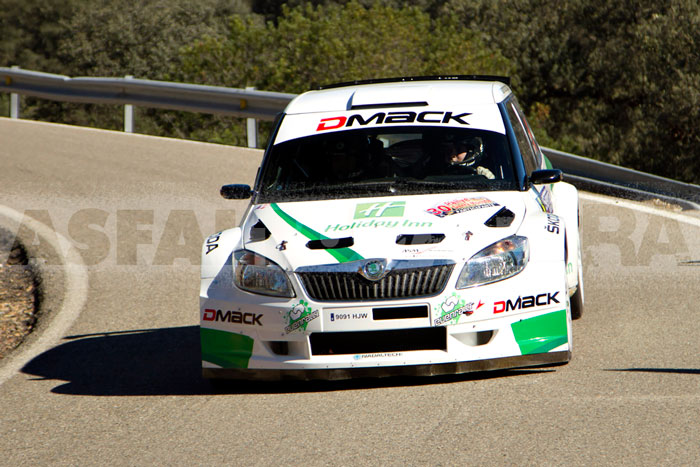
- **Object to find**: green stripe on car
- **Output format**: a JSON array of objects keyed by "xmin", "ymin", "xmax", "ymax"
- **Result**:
[
  {"xmin": 271, "ymin": 203, "xmax": 364, "ymax": 263},
  {"xmin": 511, "ymin": 309, "xmax": 568, "ymax": 355},
  {"xmin": 200, "ymin": 328, "xmax": 254, "ymax": 369}
]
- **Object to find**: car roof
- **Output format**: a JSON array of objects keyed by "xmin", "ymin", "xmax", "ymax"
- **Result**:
[{"xmin": 284, "ymin": 76, "xmax": 513, "ymax": 115}]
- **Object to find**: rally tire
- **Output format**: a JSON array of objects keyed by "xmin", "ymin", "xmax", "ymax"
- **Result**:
[
  {"xmin": 570, "ymin": 247, "xmax": 584, "ymax": 320},
  {"xmin": 570, "ymin": 283, "xmax": 583, "ymax": 320}
]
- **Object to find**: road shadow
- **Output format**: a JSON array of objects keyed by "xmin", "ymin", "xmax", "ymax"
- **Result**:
[
  {"xmin": 21, "ymin": 326, "xmax": 554, "ymax": 396},
  {"xmin": 22, "ymin": 326, "xmax": 208, "ymax": 396}
]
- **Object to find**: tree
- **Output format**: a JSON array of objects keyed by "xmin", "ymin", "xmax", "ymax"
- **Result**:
[
  {"xmin": 443, "ymin": 0, "xmax": 700, "ymax": 184},
  {"xmin": 9, "ymin": 0, "xmax": 252, "ymax": 138},
  {"xmin": 0, "ymin": 0, "xmax": 85, "ymax": 73},
  {"xmin": 178, "ymin": 1, "xmax": 512, "ymax": 144}
]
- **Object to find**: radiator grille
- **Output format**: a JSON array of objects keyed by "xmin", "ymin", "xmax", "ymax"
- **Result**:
[{"xmin": 297, "ymin": 263, "xmax": 454, "ymax": 301}]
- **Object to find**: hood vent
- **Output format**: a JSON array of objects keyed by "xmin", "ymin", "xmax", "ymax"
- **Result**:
[
  {"xmin": 249, "ymin": 220, "xmax": 271, "ymax": 242},
  {"xmin": 396, "ymin": 233, "xmax": 445, "ymax": 245},
  {"xmin": 484, "ymin": 207, "xmax": 515, "ymax": 228},
  {"xmin": 306, "ymin": 237, "xmax": 354, "ymax": 250}
]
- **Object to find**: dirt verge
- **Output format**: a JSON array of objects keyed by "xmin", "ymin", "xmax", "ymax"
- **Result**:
[{"xmin": 0, "ymin": 229, "xmax": 38, "ymax": 359}]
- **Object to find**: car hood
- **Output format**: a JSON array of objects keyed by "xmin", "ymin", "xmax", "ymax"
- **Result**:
[{"xmin": 242, "ymin": 192, "xmax": 526, "ymax": 269}]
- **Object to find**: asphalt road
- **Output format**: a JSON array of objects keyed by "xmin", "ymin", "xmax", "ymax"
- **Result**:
[{"xmin": 1, "ymin": 117, "xmax": 699, "ymax": 466}]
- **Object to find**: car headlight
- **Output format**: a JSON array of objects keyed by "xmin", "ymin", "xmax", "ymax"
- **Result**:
[
  {"xmin": 456, "ymin": 235, "xmax": 529, "ymax": 289},
  {"xmin": 233, "ymin": 250, "xmax": 295, "ymax": 297}
]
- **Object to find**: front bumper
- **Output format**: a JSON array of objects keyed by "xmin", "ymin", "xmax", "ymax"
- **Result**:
[
  {"xmin": 200, "ymin": 257, "xmax": 572, "ymax": 380},
  {"xmin": 200, "ymin": 304, "xmax": 572, "ymax": 380}
]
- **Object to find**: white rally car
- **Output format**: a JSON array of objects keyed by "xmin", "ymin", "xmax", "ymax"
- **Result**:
[{"xmin": 200, "ymin": 76, "xmax": 583, "ymax": 380}]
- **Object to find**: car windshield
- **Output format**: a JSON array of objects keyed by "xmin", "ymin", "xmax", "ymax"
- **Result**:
[{"xmin": 256, "ymin": 126, "xmax": 517, "ymax": 203}]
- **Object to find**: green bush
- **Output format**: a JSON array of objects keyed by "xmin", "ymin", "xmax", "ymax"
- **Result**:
[
  {"xmin": 177, "ymin": 1, "xmax": 512, "ymax": 145},
  {"xmin": 444, "ymin": 0, "xmax": 700, "ymax": 184}
]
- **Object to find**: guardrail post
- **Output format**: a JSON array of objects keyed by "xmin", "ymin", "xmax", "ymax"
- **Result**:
[
  {"xmin": 10, "ymin": 66, "xmax": 20, "ymax": 119},
  {"xmin": 245, "ymin": 86, "xmax": 257, "ymax": 148},
  {"xmin": 124, "ymin": 75, "xmax": 133, "ymax": 133}
]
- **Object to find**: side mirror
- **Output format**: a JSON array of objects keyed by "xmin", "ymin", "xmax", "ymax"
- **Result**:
[
  {"xmin": 220, "ymin": 184, "xmax": 252, "ymax": 200},
  {"xmin": 529, "ymin": 169, "xmax": 563, "ymax": 185}
]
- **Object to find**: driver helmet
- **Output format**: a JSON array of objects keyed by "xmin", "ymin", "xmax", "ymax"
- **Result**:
[{"xmin": 451, "ymin": 136, "xmax": 484, "ymax": 166}]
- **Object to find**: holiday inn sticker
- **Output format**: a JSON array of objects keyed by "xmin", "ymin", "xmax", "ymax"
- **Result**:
[{"xmin": 354, "ymin": 201, "xmax": 405, "ymax": 219}]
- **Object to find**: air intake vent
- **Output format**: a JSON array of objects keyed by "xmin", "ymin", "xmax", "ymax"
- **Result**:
[
  {"xmin": 306, "ymin": 237, "xmax": 354, "ymax": 250},
  {"xmin": 310, "ymin": 327, "xmax": 447, "ymax": 355},
  {"xmin": 485, "ymin": 207, "xmax": 515, "ymax": 227},
  {"xmin": 396, "ymin": 233, "xmax": 445, "ymax": 245},
  {"xmin": 249, "ymin": 220, "xmax": 271, "ymax": 242}
]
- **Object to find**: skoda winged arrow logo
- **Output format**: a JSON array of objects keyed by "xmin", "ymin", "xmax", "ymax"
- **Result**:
[{"xmin": 359, "ymin": 259, "xmax": 387, "ymax": 281}]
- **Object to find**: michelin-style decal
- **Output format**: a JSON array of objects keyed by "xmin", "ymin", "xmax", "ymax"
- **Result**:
[
  {"xmin": 426, "ymin": 197, "xmax": 499, "ymax": 218},
  {"xmin": 434, "ymin": 293, "xmax": 484, "ymax": 326},
  {"xmin": 284, "ymin": 300, "xmax": 320, "ymax": 333}
]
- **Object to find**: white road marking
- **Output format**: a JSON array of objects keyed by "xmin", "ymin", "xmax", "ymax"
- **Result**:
[
  {"xmin": 0, "ymin": 204, "xmax": 89, "ymax": 387},
  {"xmin": 580, "ymin": 192, "xmax": 700, "ymax": 227}
]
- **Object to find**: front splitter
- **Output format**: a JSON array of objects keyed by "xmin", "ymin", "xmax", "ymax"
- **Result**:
[{"xmin": 202, "ymin": 350, "xmax": 570, "ymax": 381}]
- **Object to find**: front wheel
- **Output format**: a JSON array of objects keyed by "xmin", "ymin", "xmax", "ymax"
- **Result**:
[
  {"xmin": 570, "ymin": 283, "xmax": 583, "ymax": 320},
  {"xmin": 570, "ymin": 243, "xmax": 584, "ymax": 320}
]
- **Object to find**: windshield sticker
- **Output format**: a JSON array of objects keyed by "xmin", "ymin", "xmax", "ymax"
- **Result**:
[
  {"xmin": 317, "ymin": 111, "xmax": 472, "ymax": 132},
  {"xmin": 354, "ymin": 201, "xmax": 405, "ymax": 219},
  {"xmin": 325, "ymin": 218, "xmax": 432, "ymax": 233},
  {"xmin": 274, "ymin": 106, "xmax": 506, "ymax": 144},
  {"xmin": 434, "ymin": 293, "xmax": 484, "ymax": 326},
  {"xmin": 284, "ymin": 300, "xmax": 320, "ymax": 334},
  {"xmin": 426, "ymin": 197, "xmax": 499, "ymax": 218}
]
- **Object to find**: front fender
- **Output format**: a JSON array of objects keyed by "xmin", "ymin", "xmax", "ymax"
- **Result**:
[
  {"xmin": 552, "ymin": 182, "xmax": 581, "ymax": 292},
  {"xmin": 201, "ymin": 227, "xmax": 243, "ymax": 279}
]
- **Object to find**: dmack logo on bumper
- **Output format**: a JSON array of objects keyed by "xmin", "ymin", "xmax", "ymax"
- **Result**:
[
  {"xmin": 203, "ymin": 308, "xmax": 263, "ymax": 325},
  {"xmin": 493, "ymin": 292, "xmax": 560, "ymax": 313}
]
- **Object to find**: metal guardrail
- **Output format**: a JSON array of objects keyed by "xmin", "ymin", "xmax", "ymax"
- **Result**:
[
  {"xmin": 1, "ymin": 66, "xmax": 295, "ymax": 147},
  {"xmin": 2, "ymin": 66, "xmax": 699, "ymax": 207},
  {"xmin": 1, "ymin": 67, "xmax": 295, "ymax": 119},
  {"xmin": 543, "ymin": 148, "xmax": 700, "ymax": 208}
]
